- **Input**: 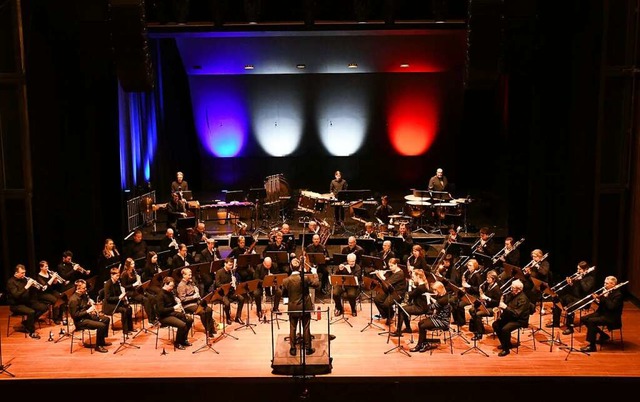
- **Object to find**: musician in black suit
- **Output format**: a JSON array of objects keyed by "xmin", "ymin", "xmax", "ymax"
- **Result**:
[
  {"xmin": 6, "ymin": 264, "xmax": 49, "ymax": 339},
  {"xmin": 123, "ymin": 229, "xmax": 148, "ymax": 265},
  {"xmin": 170, "ymin": 171, "xmax": 189, "ymax": 194},
  {"xmin": 101, "ymin": 267, "xmax": 134, "ymax": 334},
  {"xmin": 492, "ymin": 279, "xmax": 531, "ymax": 356},
  {"xmin": 452, "ymin": 258, "xmax": 484, "ymax": 326},
  {"xmin": 280, "ymin": 223, "xmax": 297, "ymax": 258},
  {"xmin": 547, "ymin": 261, "xmax": 596, "ymax": 334},
  {"xmin": 378, "ymin": 240, "xmax": 396, "ymax": 268},
  {"xmin": 428, "ymin": 168, "xmax": 448, "ymax": 192},
  {"xmin": 214, "ymin": 258, "xmax": 245, "ymax": 325},
  {"xmin": 156, "ymin": 277, "xmax": 193, "ymax": 350},
  {"xmin": 253, "ymin": 257, "xmax": 284, "ymax": 317},
  {"xmin": 396, "ymin": 223, "xmax": 413, "ymax": 263},
  {"xmin": 282, "ymin": 261, "xmax": 320, "ymax": 356},
  {"xmin": 228, "ymin": 235, "xmax": 256, "ymax": 282},
  {"xmin": 332, "ymin": 253, "xmax": 361, "ymax": 317},
  {"xmin": 373, "ymin": 258, "xmax": 407, "ymax": 326},
  {"xmin": 171, "ymin": 243, "xmax": 191, "ymax": 278},
  {"xmin": 469, "ymin": 270, "xmax": 502, "ymax": 340},
  {"xmin": 57, "ymin": 250, "xmax": 91, "ymax": 287},
  {"xmin": 374, "ymin": 195, "xmax": 393, "ymax": 226},
  {"xmin": 329, "ymin": 170, "xmax": 348, "ymax": 224},
  {"xmin": 305, "ymin": 234, "xmax": 330, "ymax": 294},
  {"xmin": 263, "ymin": 231, "xmax": 288, "ymax": 257},
  {"xmin": 579, "ymin": 275, "xmax": 624, "ymax": 352},
  {"xmin": 166, "ymin": 191, "xmax": 188, "ymax": 230},
  {"xmin": 474, "ymin": 227, "xmax": 496, "ymax": 257},
  {"xmin": 341, "ymin": 236, "xmax": 365, "ymax": 264},
  {"xmin": 68, "ymin": 279, "xmax": 111, "ymax": 353},
  {"xmin": 96, "ymin": 238, "xmax": 121, "ymax": 286}
]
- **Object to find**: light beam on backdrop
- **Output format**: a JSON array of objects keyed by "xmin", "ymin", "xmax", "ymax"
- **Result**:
[
  {"xmin": 316, "ymin": 77, "xmax": 369, "ymax": 156},
  {"xmin": 189, "ymin": 77, "xmax": 248, "ymax": 157},
  {"xmin": 387, "ymin": 83, "xmax": 440, "ymax": 156},
  {"xmin": 251, "ymin": 83, "xmax": 303, "ymax": 156}
]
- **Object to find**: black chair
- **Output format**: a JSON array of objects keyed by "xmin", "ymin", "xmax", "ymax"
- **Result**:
[
  {"xmin": 512, "ymin": 302, "xmax": 537, "ymax": 354},
  {"xmin": 6, "ymin": 312, "xmax": 29, "ymax": 338},
  {"xmin": 70, "ymin": 324, "xmax": 97, "ymax": 354},
  {"xmin": 598, "ymin": 322, "xmax": 623, "ymax": 351},
  {"xmin": 154, "ymin": 322, "xmax": 176, "ymax": 351}
]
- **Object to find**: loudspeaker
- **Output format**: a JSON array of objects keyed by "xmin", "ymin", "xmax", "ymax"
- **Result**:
[
  {"xmin": 109, "ymin": 0, "xmax": 154, "ymax": 92},
  {"xmin": 466, "ymin": 0, "xmax": 504, "ymax": 90}
]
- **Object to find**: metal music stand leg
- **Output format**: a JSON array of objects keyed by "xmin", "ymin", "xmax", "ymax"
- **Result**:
[
  {"xmin": 192, "ymin": 306, "xmax": 219, "ymax": 354},
  {"xmin": 213, "ymin": 302, "xmax": 238, "ymax": 342},
  {"xmin": 263, "ymin": 293, "xmax": 287, "ymax": 330},
  {"xmin": 329, "ymin": 285, "xmax": 353, "ymax": 328},
  {"xmin": 530, "ymin": 294, "xmax": 552, "ymax": 340},
  {"xmin": 113, "ymin": 317, "xmax": 140, "ymax": 355},
  {"xmin": 449, "ymin": 323, "xmax": 470, "ymax": 344},
  {"xmin": 383, "ymin": 301, "xmax": 411, "ymax": 357},
  {"xmin": 461, "ymin": 336, "xmax": 489, "ymax": 357},
  {"xmin": 54, "ymin": 308, "xmax": 80, "ymax": 344},
  {"xmin": 0, "ymin": 326, "xmax": 15, "ymax": 377},
  {"xmin": 560, "ymin": 327, "xmax": 589, "ymax": 360},
  {"xmin": 235, "ymin": 301, "xmax": 257, "ymax": 335},
  {"xmin": 361, "ymin": 290, "xmax": 384, "ymax": 332}
]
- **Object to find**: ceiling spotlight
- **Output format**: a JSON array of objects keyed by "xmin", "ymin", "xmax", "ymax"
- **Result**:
[
  {"xmin": 244, "ymin": 65, "xmax": 254, "ymax": 70},
  {"xmin": 400, "ymin": 63, "xmax": 410, "ymax": 68},
  {"xmin": 347, "ymin": 63, "xmax": 358, "ymax": 69},
  {"xmin": 296, "ymin": 64, "xmax": 306, "ymax": 69}
]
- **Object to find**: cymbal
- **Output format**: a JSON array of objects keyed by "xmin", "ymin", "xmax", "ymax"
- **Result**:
[
  {"xmin": 388, "ymin": 214, "xmax": 407, "ymax": 218},
  {"xmin": 404, "ymin": 194, "xmax": 431, "ymax": 201},
  {"xmin": 406, "ymin": 200, "xmax": 432, "ymax": 206}
]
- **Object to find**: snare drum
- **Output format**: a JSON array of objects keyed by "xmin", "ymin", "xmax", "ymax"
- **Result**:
[{"xmin": 404, "ymin": 200, "xmax": 431, "ymax": 218}]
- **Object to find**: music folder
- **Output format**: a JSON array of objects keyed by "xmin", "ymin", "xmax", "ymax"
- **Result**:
[
  {"xmin": 152, "ymin": 269, "xmax": 170, "ymax": 285},
  {"xmin": 265, "ymin": 251, "xmax": 289, "ymax": 265},
  {"xmin": 447, "ymin": 242, "xmax": 473, "ymax": 257},
  {"xmin": 361, "ymin": 255, "xmax": 384, "ymax": 271},
  {"xmin": 237, "ymin": 253, "xmax": 260, "ymax": 267},
  {"xmin": 305, "ymin": 252, "xmax": 327, "ymax": 265},
  {"xmin": 330, "ymin": 274, "xmax": 359, "ymax": 287},
  {"xmin": 503, "ymin": 263, "xmax": 525, "ymax": 281},
  {"xmin": 263, "ymin": 273, "xmax": 287, "ymax": 288},
  {"xmin": 332, "ymin": 253, "xmax": 348, "ymax": 265},
  {"xmin": 210, "ymin": 259, "xmax": 225, "ymax": 274},
  {"xmin": 189, "ymin": 261, "xmax": 213, "ymax": 277}
]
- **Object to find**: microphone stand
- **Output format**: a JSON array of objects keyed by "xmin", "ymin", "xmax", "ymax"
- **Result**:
[{"xmin": 0, "ymin": 312, "xmax": 15, "ymax": 377}]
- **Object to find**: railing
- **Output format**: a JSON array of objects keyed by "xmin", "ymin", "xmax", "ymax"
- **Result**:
[{"xmin": 126, "ymin": 190, "xmax": 156, "ymax": 232}]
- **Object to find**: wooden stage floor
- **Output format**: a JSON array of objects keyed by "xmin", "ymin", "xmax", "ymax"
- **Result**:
[{"xmin": 1, "ymin": 300, "xmax": 640, "ymax": 401}]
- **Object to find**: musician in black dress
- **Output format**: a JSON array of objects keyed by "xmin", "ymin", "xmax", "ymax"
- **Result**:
[
  {"xmin": 332, "ymin": 253, "xmax": 361, "ymax": 317},
  {"xmin": 6, "ymin": 264, "xmax": 48, "ymax": 339},
  {"xmin": 330, "ymin": 170, "xmax": 348, "ymax": 224},
  {"xmin": 407, "ymin": 244, "xmax": 428, "ymax": 272},
  {"xmin": 141, "ymin": 251, "xmax": 163, "ymax": 296},
  {"xmin": 102, "ymin": 267, "xmax": 134, "ymax": 335},
  {"xmin": 393, "ymin": 268, "xmax": 429, "ymax": 335},
  {"xmin": 96, "ymin": 238, "xmax": 120, "ymax": 286},
  {"xmin": 469, "ymin": 270, "xmax": 502, "ymax": 340},
  {"xmin": 453, "ymin": 258, "xmax": 484, "ymax": 327},
  {"xmin": 410, "ymin": 281, "xmax": 452, "ymax": 353},
  {"xmin": 373, "ymin": 258, "xmax": 407, "ymax": 326},
  {"xmin": 156, "ymin": 277, "xmax": 193, "ymax": 350},
  {"xmin": 305, "ymin": 234, "xmax": 330, "ymax": 294},
  {"xmin": 214, "ymin": 258, "xmax": 245, "ymax": 325},
  {"xmin": 579, "ymin": 275, "xmax": 624, "ymax": 352},
  {"xmin": 68, "ymin": 279, "xmax": 111, "ymax": 353},
  {"xmin": 374, "ymin": 195, "xmax": 393, "ymax": 226},
  {"xmin": 523, "ymin": 248, "xmax": 551, "ymax": 309},
  {"xmin": 492, "ymin": 279, "xmax": 531, "ymax": 356},
  {"xmin": 120, "ymin": 257, "xmax": 155, "ymax": 327},
  {"xmin": 547, "ymin": 261, "xmax": 596, "ymax": 334},
  {"xmin": 35, "ymin": 260, "xmax": 66, "ymax": 324}
]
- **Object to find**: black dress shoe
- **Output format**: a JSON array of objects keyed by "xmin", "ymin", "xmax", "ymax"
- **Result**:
[
  {"xmin": 289, "ymin": 347, "xmax": 297, "ymax": 356},
  {"xmin": 234, "ymin": 317, "xmax": 245, "ymax": 325},
  {"xmin": 599, "ymin": 333, "xmax": 611, "ymax": 343},
  {"xmin": 329, "ymin": 334, "xmax": 336, "ymax": 341},
  {"xmin": 402, "ymin": 328, "xmax": 412, "ymax": 334},
  {"xmin": 471, "ymin": 334, "xmax": 483, "ymax": 341},
  {"xmin": 419, "ymin": 343, "xmax": 434, "ymax": 353},
  {"xmin": 29, "ymin": 332, "xmax": 41, "ymax": 339},
  {"xmin": 183, "ymin": 341, "xmax": 192, "ymax": 347},
  {"xmin": 352, "ymin": 311, "xmax": 357, "ymax": 317},
  {"xmin": 498, "ymin": 349, "xmax": 510, "ymax": 357},
  {"xmin": 389, "ymin": 331, "xmax": 403, "ymax": 337},
  {"xmin": 562, "ymin": 328, "xmax": 574, "ymax": 335},
  {"xmin": 334, "ymin": 309, "xmax": 343, "ymax": 317},
  {"xmin": 95, "ymin": 346, "xmax": 108, "ymax": 353},
  {"xmin": 305, "ymin": 348, "xmax": 315, "ymax": 355},
  {"xmin": 174, "ymin": 343, "xmax": 185, "ymax": 350},
  {"xmin": 580, "ymin": 345, "xmax": 597, "ymax": 352},
  {"xmin": 103, "ymin": 342, "xmax": 113, "ymax": 347},
  {"xmin": 226, "ymin": 319, "xmax": 233, "ymax": 325},
  {"xmin": 208, "ymin": 331, "xmax": 217, "ymax": 338},
  {"xmin": 410, "ymin": 343, "xmax": 424, "ymax": 353},
  {"xmin": 545, "ymin": 322, "xmax": 558, "ymax": 328}
]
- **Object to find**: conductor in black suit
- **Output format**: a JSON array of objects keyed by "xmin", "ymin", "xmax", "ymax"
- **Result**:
[{"xmin": 282, "ymin": 261, "xmax": 320, "ymax": 356}]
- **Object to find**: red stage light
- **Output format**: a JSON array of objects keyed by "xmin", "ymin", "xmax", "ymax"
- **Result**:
[{"xmin": 388, "ymin": 93, "xmax": 438, "ymax": 156}]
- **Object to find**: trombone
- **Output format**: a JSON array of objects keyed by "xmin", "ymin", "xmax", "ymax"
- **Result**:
[
  {"xmin": 550, "ymin": 266, "xmax": 595, "ymax": 294},
  {"xmin": 565, "ymin": 281, "xmax": 629, "ymax": 314},
  {"xmin": 491, "ymin": 238, "xmax": 525, "ymax": 265}
]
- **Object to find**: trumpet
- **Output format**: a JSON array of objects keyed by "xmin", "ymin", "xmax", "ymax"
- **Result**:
[
  {"xmin": 565, "ymin": 281, "xmax": 629, "ymax": 314},
  {"xmin": 48, "ymin": 269, "xmax": 69, "ymax": 285},
  {"xmin": 25, "ymin": 276, "xmax": 46, "ymax": 291},
  {"xmin": 71, "ymin": 261, "xmax": 90, "ymax": 275}
]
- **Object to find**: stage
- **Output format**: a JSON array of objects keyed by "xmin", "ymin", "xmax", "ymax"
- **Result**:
[{"xmin": 1, "ymin": 298, "xmax": 639, "ymax": 401}]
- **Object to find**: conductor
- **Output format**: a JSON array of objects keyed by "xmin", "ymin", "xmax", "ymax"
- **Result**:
[{"xmin": 282, "ymin": 260, "xmax": 320, "ymax": 356}]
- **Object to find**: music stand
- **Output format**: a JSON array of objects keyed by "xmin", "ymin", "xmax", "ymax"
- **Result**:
[
  {"xmin": 562, "ymin": 301, "xmax": 592, "ymax": 360},
  {"xmin": 447, "ymin": 242, "xmax": 473, "ymax": 258},
  {"xmin": 384, "ymin": 299, "xmax": 411, "ymax": 357},
  {"xmin": 265, "ymin": 251, "xmax": 289, "ymax": 265},
  {"xmin": 177, "ymin": 216, "xmax": 196, "ymax": 230},
  {"xmin": 234, "ymin": 279, "xmax": 262, "ymax": 334},
  {"xmin": 332, "ymin": 253, "xmax": 348, "ymax": 266},
  {"xmin": 54, "ymin": 287, "xmax": 81, "ymax": 344},
  {"xmin": 210, "ymin": 260, "xmax": 225, "ymax": 275},
  {"xmin": 189, "ymin": 261, "xmax": 213, "ymax": 279},
  {"xmin": 262, "ymin": 274, "xmax": 288, "ymax": 329},
  {"xmin": 529, "ymin": 277, "xmax": 555, "ymax": 342},
  {"xmin": 224, "ymin": 190, "xmax": 245, "ymax": 203},
  {"xmin": 461, "ymin": 299, "xmax": 490, "ymax": 357},
  {"xmin": 358, "ymin": 238, "xmax": 377, "ymax": 256},
  {"xmin": 299, "ymin": 233, "xmax": 315, "ymax": 247},
  {"xmin": 237, "ymin": 253, "xmax": 260, "ymax": 268},
  {"xmin": 305, "ymin": 252, "xmax": 327, "ymax": 266},
  {"xmin": 132, "ymin": 280, "xmax": 155, "ymax": 339},
  {"xmin": 211, "ymin": 284, "xmax": 239, "ymax": 342},
  {"xmin": 192, "ymin": 291, "xmax": 220, "ymax": 354},
  {"xmin": 383, "ymin": 236, "xmax": 407, "ymax": 258},
  {"xmin": 360, "ymin": 276, "xmax": 385, "ymax": 332},
  {"xmin": 329, "ymin": 275, "xmax": 358, "ymax": 327}
]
